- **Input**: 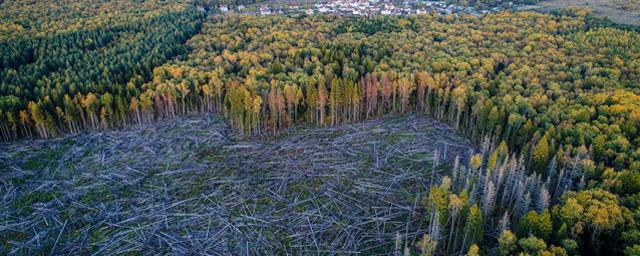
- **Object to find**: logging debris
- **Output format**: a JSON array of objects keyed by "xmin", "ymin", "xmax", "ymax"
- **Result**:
[{"xmin": 0, "ymin": 114, "xmax": 473, "ymax": 255}]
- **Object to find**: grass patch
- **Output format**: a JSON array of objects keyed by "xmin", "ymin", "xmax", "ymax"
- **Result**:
[
  {"xmin": 20, "ymin": 144, "xmax": 70, "ymax": 171},
  {"xmin": 0, "ymin": 230, "xmax": 29, "ymax": 252},
  {"xmin": 79, "ymin": 190, "xmax": 115, "ymax": 204},
  {"xmin": 11, "ymin": 190, "xmax": 61, "ymax": 215}
]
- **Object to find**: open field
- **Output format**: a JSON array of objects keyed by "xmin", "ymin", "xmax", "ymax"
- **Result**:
[
  {"xmin": 0, "ymin": 114, "xmax": 473, "ymax": 255},
  {"xmin": 526, "ymin": 0, "xmax": 640, "ymax": 25}
]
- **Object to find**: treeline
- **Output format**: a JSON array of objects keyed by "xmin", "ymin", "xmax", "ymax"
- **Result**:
[
  {"xmin": 0, "ymin": 4, "xmax": 204, "ymax": 139},
  {"xmin": 445, "ymin": 0, "xmax": 540, "ymax": 8},
  {"xmin": 585, "ymin": 15, "xmax": 640, "ymax": 33},
  {"xmin": 0, "ymin": 0, "xmax": 192, "ymax": 38},
  {"xmin": 190, "ymin": 0, "xmax": 267, "ymax": 10},
  {"xmin": 191, "ymin": 0, "xmax": 265, "ymax": 6}
]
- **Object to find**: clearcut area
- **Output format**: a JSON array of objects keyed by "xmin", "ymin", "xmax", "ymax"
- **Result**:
[{"xmin": 1, "ymin": 114, "xmax": 473, "ymax": 255}]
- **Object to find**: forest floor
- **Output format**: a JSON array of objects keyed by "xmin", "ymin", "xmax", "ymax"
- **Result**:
[
  {"xmin": 523, "ymin": 0, "xmax": 640, "ymax": 25},
  {"xmin": 0, "ymin": 114, "xmax": 474, "ymax": 255}
]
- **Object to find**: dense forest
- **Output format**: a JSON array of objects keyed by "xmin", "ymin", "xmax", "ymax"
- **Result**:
[
  {"xmin": 192, "ymin": 0, "xmax": 267, "ymax": 7},
  {"xmin": 138, "ymin": 12, "xmax": 640, "ymax": 255},
  {"xmin": 2, "ymin": 0, "xmax": 640, "ymax": 255},
  {"xmin": 0, "ymin": 0, "xmax": 204, "ymax": 139}
]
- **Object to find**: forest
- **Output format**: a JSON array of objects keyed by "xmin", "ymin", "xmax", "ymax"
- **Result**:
[
  {"xmin": 1, "ymin": 0, "xmax": 640, "ymax": 255},
  {"xmin": 0, "ymin": 0, "xmax": 204, "ymax": 139},
  {"xmin": 133, "ymin": 12, "xmax": 640, "ymax": 255}
]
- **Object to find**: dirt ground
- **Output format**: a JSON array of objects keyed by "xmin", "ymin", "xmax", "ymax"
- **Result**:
[{"xmin": 525, "ymin": 0, "xmax": 640, "ymax": 25}]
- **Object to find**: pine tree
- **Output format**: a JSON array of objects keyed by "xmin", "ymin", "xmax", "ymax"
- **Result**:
[
  {"xmin": 451, "ymin": 86, "xmax": 467, "ymax": 129},
  {"xmin": 518, "ymin": 235, "xmax": 547, "ymax": 256},
  {"xmin": 462, "ymin": 204, "xmax": 483, "ymax": 252},
  {"xmin": 482, "ymin": 180, "xmax": 496, "ymax": 217},
  {"xmin": 380, "ymin": 72, "xmax": 391, "ymax": 115},
  {"xmin": 518, "ymin": 209, "xmax": 552, "ymax": 241},
  {"xmin": 470, "ymin": 154, "xmax": 483, "ymax": 172},
  {"xmin": 329, "ymin": 77, "xmax": 341, "ymax": 126},
  {"xmin": 532, "ymin": 133, "xmax": 550, "ymax": 175},
  {"xmin": 465, "ymin": 244, "xmax": 480, "ymax": 256},
  {"xmin": 351, "ymin": 80, "xmax": 361, "ymax": 123},
  {"xmin": 81, "ymin": 93, "xmax": 99, "ymax": 130},
  {"xmin": 398, "ymin": 76, "xmax": 414, "ymax": 113},
  {"xmin": 417, "ymin": 234, "xmax": 437, "ymax": 256},
  {"xmin": 498, "ymin": 230, "xmax": 517, "ymax": 256},
  {"xmin": 283, "ymin": 84, "xmax": 296, "ymax": 126},
  {"xmin": 447, "ymin": 193, "xmax": 464, "ymax": 253},
  {"xmin": 317, "ymin": 76, "xmax": 327, "ymax": 126},
  {"xmin": 306, "ymin": 78, "xmax": 318, "ymax": 123}
]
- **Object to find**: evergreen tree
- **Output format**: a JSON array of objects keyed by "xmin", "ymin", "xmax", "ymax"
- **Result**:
[{"xmin": 531, "ymin": 133, "xmax": 550, "ymax": 175}]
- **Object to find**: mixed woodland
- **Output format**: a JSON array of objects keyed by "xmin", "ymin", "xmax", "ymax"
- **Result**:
[{"xmin": 1, "ymin": 0, "xmax": 640, "ymax": 255}]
